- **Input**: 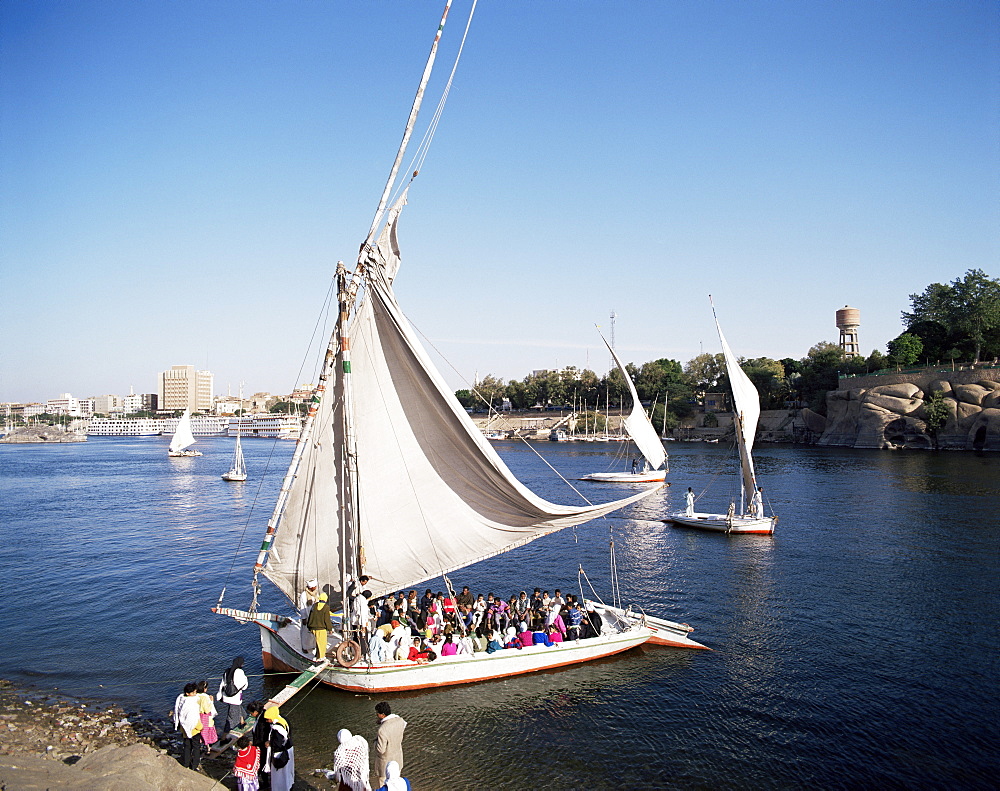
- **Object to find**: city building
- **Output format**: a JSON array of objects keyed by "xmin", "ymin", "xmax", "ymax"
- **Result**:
[
  {"xmin": 158, "ymin": 365, "xmax": 214, "ymax": 412},
  {"xmin": 47, "ymin": 393, "xmax": 86, "ymax": 417},
  {"xmin": 91, "ymin": 394, "xmax": 123, "ymax": 415}
]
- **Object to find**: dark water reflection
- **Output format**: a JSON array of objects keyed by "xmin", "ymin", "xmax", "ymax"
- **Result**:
[{"xmin": 1, "ymin": 438, "xmax": 998, "ymax": 788}]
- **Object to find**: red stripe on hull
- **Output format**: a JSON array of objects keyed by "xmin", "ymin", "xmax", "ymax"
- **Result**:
[{"xmin": 646, "ymin": 634, "xmax": 712, "ymax": 649}]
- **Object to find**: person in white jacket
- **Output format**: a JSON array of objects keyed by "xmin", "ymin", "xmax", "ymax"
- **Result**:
[
  {"xmin": 217, "ymin": 655, "xmax": 249, "ymax": 735},
  {"xmin": 173, "ymin": 682, "xmax": 202, "ymax": 770}
]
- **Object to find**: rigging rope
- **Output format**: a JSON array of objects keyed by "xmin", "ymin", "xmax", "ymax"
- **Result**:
[{"xmin": 216, "ymin": 280, "xmax": 338, "ymax": 608}]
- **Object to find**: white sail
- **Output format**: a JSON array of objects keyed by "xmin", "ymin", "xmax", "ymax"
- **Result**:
[
  {"xmin": 712, "ymin": 305, "xmax": 760, "ymax": 497},
  {"xmin": 169, "ymin": 409, "xmax": 197, "ymax": 453},
  {"xmin": 263, "ymin": 234, "xmax": 660, "ymax": 606},
  {"xmin": 601, "ymin": 335, "xmax": 667, "ymax": 471}
]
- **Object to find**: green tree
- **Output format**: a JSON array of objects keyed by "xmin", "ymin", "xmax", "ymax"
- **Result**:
[
  {"xmin": 923, "ymin": 390, "xmax": 950, "ymax": 450},
  {"xmin": 473, "ymin": 374, "xmax": 507, "ymax": 411},
  {"xmin": 796, "ymin": 342, "xmax": 845, "ymax": 413},
  {"xmin": 887, "ymin": 332, "xmax": 923, "ymax": 367},
  {"xmin": 684, "ymin": 353, "xmax": 727, "ymax": 393},
  {"xmin": 454, "ymin": 389, "xmax": 475, "ymax": 409},
  {"xmin": 741, "ymin": 357, "xmax": 788, "ymax": 410},
  {"xmin": 904, "ymin": 269, "xmax": 1000, "ymax": 362},
  {"xmin": 269, "ymin": 401, "xmax": 309, "ymax": 416}
]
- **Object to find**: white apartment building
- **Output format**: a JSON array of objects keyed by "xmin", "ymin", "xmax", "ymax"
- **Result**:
[
  {"xmin": 158, "ymin": 365, "xmax": 214, "ymax": 412},
  {"xmin": 47, "ymin": 393, "xmax": 88, "ymax": 417},
  {"xmin": 123, "ymin": 391, "xmax": 143, "ymax": 414}
]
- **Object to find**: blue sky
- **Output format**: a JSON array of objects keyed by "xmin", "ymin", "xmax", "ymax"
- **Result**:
[{"xmin": 2, "ymin": 1, "xmax": 997, "ymax": 403}]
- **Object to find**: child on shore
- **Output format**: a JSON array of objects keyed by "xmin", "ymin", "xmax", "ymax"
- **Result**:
[{"xmin": 233, "ymin": 734, "xmax": 261, "ymax": 791}]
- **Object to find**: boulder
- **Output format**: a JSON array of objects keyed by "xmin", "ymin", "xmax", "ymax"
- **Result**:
[
  {"xmin": 862, "ymin": 392, "xmax": 922, "ymax": 415},
  {"xmin": 953, "ymin": 384, "xmax": 990, "ymax": 405},
  {"xmin": 800, "ymin": 407, "xmax": 827, "ymax": 434},
  {"xmin": 869, "ymin": 382, "xmax": 923, "ymax": 399},
  {"xmin": 854, "ymin": 404, "xmax": 897, "ymax": 449},
  {"xmin": 956, "ymin": 401, "xmax": 982, "ymax": 429},
  {"xmin": 927, "ymin": 380, "xmax": 953, "ymax": 396},
  {"xmin": 977, "ymin": 380, "xmax": 1000, "ymax": 391},
  {"xmin": 982, "ymin": 390, "xmax": 1000, "ymax": 410},
  {"xmin": 0, "ymin": 744, "xmax": 217, "ymax": 790},
  {"xmin": 968, "ymin": 408, "xmax": 1000, "ymax": 451}
]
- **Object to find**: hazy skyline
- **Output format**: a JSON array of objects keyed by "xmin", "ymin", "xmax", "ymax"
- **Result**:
[{"xmin": 2, "ymin": 1, "xmax": 997, "ymax": 403}]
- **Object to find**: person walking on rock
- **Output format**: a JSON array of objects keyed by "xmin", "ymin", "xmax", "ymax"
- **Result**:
[
  {"xmin": 332, "ymin": 727, "xmax": 372, "ymax": 791},
  {"xmin": 264, "ymin": 705, "xmax": 295, "ymax": 791},
  {"xmin": 233, "ymin": 733, "xmax": 261, "ymax": 791},
  {"xmin": 374, "ymin": 701, "xmax": 406, "ymax": 783},
  {"xmin": 172, "ymin": 682, "xmax": 202, "ymax": 770},
  {"xmin": 217, "ymin": 655, "xmax": 249, "ymax": 736}
]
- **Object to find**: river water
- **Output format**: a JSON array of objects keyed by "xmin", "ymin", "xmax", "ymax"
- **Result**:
[{"xmin": 1, "ymin": 436, "xmax": 997, "ymax": 789}]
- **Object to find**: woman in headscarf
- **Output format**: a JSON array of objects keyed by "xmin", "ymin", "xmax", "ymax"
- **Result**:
[
  {"xmin": 332, "ymin": 728, "xmax": 372, "ymax": 791},
  {"xmin": 263, "ymin": 706, "xmax": 295, "ymax": 791},
  {"xmin": 376, "ymin": 760, "xmax": 411, "ymax": 791}
]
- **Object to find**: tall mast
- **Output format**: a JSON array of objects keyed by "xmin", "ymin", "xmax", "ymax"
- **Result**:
[{"xmin": 362, "ymin": 0, "xmax": 454, "ymax": 249}]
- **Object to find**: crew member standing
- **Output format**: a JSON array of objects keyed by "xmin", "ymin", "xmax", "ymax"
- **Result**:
[{"xmin": 308, "ymin": 593, "xmax": 333, "ymax": 662}]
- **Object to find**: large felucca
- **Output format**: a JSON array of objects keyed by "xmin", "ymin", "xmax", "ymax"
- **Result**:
[{"xmin": 214, "ymin": 3, "xmax": 706, "ymax": 693}]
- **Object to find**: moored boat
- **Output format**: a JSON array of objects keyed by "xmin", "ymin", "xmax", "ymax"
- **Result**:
[{"xmin": 213, "ymin": 4, "xmax": 706, "ymax": 692}]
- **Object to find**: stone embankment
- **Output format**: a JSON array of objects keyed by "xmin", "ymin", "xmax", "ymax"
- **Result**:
[
  {"xmin": 0, "ymin": 679, "xmax": 341, "ymax": 790},
  {"xmin": 807, "ymin": 375, "xmax": 1000, "ymax": 450},
  {"xmin": 0, "ymin": 426, "xmax": 87, "ymax": 443}
]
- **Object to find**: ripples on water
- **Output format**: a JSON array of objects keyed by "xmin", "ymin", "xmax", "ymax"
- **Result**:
[{"xmin": 1, "ymin": 437, "xmax": 998, "ymax": 788}]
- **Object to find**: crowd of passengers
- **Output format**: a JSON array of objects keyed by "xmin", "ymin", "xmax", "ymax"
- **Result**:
[{"xmin": 355, "ymin": 585, "xmax": 607, "ymax": 664}]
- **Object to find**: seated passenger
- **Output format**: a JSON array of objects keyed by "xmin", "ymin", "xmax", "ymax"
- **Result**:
[
  {"xmin": 581, "ymin": 605, "xmax": 604, "ymax": 639},
  {"xmin": 503, "ymin": 627, "xmax": 521, "ymax": 649},
  {"xmin": 547, "ymin": 625, "xmax": 563, "ymax": 644},
  {"xmin": 368, "ymin": 632, "xmax": 391, "ymax": 663},
  {"xmin": 485, "ymin": 630, "xmax": 504, "ymax": 654},
  {"xmin": 518, "ymin": 622, "xmax": 534, "ymax": 649},
  {"xmin": 394, "ymin": 635, "xmax": 413, "ymax": 661},
  {"xmin": 440, "ymin": 634, "xmax": 458, "ymax": 657},
  {"xmin": 532, "ymin": 630, "xmax": 554, "ymax": 648},
  {"xmin": 471, "ymin": 627, "xmax": 488, "ymax": 653},
  {"xmin": 566, "ymin": 603, "xmax": 584, "ymax": 640}
]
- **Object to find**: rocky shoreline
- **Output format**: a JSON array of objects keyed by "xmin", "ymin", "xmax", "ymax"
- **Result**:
[{"xmin": 0, "ymin": 680, "xmax": 334, "ymax": 790}]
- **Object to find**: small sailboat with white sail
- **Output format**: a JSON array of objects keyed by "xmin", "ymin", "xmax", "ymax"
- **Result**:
[
  {"xmin": 168, "ymin": 409, "xmax": 203, "ymax": 457},
  {"xmin": 222, "ymin": 421, "xmax": 247, "ymax": 481},
  {"xmin": 580, "ymin": 332, "xmax": 667, "ymax": 483},
  {"xmin": 668, "ymin": 298, "xmax": 776, "ymax": 535},
  {"xmin": 213, "ymin": 4, "xmax": 707, "ymax": 693}
]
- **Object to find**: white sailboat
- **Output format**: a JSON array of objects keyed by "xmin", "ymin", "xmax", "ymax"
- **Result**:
[
  {"xmin": 222, "ymin": 420, "xmax": 247, "ymax": 481},
  {"xmin": 213, "ymin": 5, "xmax": 706, "ymax": 693},
  {"xmin": 668, "ymin": 298, "xmax": 776, "ymax": 535},
  {"xmin": 167, "ymin": 409, "xmax": 203, "ymax": 457},
  {"xmin": 580, "ymin": 332, "xmax": 668, "ymax": 483}
]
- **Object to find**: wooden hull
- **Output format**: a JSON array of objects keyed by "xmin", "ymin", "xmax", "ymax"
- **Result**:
[
  {"xmin": 667, "ymin": 511, "xmax": 775, "ymax": 535},
  {"xmin": 579, "ymin": 471, "xmax": 667, "ymax": 483},
  {"xmin": 214, "ymin": 597, "xmax": 708, "ymax": 693},
  {"xmin": 591, "ymin": 602, "xmax": 710, "ymax": 649},
  {"xmin": 259, "ymin": 618, "xmax": 653, "ymax": 693}
]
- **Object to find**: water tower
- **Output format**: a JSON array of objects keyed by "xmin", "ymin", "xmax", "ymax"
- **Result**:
[{"xmin": 836, "ymin": 306, "xmax": 861, "ymax": 358}]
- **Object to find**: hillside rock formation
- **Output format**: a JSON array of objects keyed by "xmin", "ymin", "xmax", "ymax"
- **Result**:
[{"xmin": 817, "ymin": 378, "xmax": 1000, "ymax": 450}]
